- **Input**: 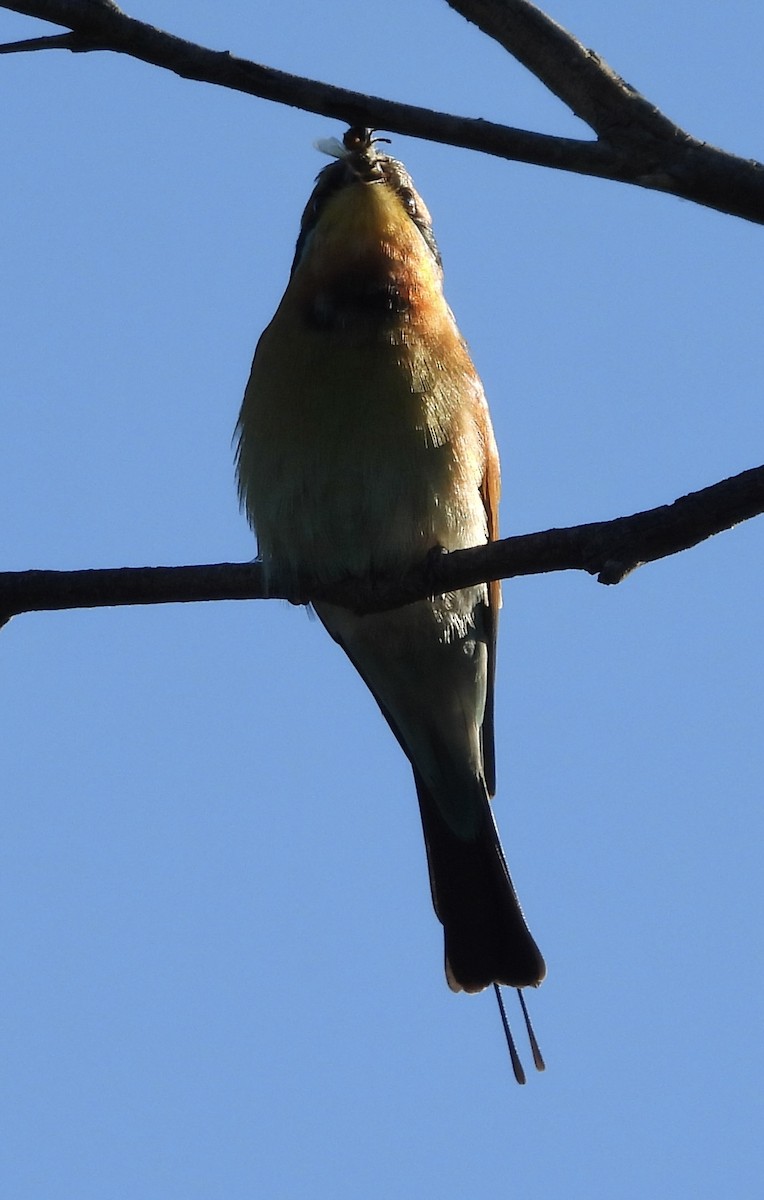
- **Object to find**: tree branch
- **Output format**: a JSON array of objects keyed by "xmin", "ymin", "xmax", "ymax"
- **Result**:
[
  {"xmin": 1, "ymin": 0, "xmax": 762, "ymax": 224},
  {"xmin": 447, "ymin": 0, "xmax": 679, "ymax": 138},
  {"xmin": 2, "ymin": 465, "xmax": 761, "ymax": 625}
]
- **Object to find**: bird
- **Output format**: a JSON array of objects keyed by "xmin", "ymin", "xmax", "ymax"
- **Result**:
[{"xmin": 235, "ymin": 127, "xmax": 545, "ymax": 1080}]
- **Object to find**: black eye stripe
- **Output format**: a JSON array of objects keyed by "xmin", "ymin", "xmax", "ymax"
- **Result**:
[
  {"xmin": 290, "ymin": 161, "xmax": 348, "ymax": 275},
  {"xmin": 398, "ymin": 187, "xmax": 418, "ymax": 216}
]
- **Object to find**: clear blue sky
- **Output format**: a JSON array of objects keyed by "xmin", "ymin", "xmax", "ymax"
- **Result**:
[{"xmin": 1, "ymin": 2, "xmax": 762, "ymax": 1197}]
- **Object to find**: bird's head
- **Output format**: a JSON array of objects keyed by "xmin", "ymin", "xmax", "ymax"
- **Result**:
[{"xmin": 284, "ymin": 128, "xmax": 445, "ymax": 333}]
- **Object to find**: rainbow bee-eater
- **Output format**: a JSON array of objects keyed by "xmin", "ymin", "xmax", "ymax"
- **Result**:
[{"xmin": 236, "ymin": 128, "xmax": 545, "ymax": 1078}]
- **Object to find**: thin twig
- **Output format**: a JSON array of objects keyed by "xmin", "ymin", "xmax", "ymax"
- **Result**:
[{"xmin": 0, "ymin": 32, "xmax": 81, "ymax": 51}]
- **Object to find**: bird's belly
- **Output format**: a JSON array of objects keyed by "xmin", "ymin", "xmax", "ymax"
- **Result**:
[{"xmin": 244, "ymin": 328, "xmax": 487, "ymax": 585}]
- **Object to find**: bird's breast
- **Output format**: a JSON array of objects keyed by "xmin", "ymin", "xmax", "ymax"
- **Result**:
[{"xmin": 237, "ymin": 233, "xmax": 490, "ymax": 587}]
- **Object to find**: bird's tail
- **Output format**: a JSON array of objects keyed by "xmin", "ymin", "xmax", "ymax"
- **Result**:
[{"xmin": 413, "ymin": 770, "xmax": 545, "ymax": 993}]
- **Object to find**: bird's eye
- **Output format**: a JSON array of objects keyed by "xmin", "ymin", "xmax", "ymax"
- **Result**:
[{"xmin": 398, "ymin": 187, "xmax": 418, "ymax": 217}]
